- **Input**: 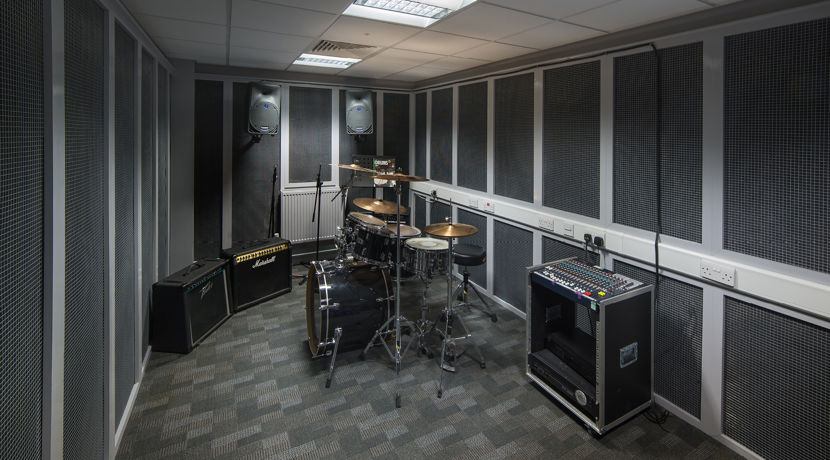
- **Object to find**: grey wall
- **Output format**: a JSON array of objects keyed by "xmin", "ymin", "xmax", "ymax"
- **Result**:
[{"xmin": 170, "ymin": 59, "xmax": 195, "ymax": 269}]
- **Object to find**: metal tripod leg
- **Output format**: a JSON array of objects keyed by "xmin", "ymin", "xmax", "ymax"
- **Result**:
[
  {"xmin": 454, "ymin": 313, "xmax": 485, "ymax": 369},
  {"xmin": 456, "ymin": 270, "xmax": 497, "ymax": 322},
  {"xmin": 325, "ymin": 327, "xmax": 342, "ymax": 388}
]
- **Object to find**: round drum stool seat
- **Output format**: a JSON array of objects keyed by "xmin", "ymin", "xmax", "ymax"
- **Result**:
[{"xmin": 453, "ymin": 244, "xmax": 485, "ymax": 266}]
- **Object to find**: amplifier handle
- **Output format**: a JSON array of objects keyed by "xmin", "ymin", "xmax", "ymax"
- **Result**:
[{"xmin": 183, "ymin": 261, "xmax": 203, "ymax": 275}]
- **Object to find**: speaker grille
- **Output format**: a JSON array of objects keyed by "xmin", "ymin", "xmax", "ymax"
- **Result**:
[
  {"xmin": 289, "ymin": 86, "xmax": 332, "ymax": 183},
  {"xmin": 157, "ymin": 65, "xmax": 169, "ymax": 278},
  {"xmin": 494, "ymin": 74, "xmax": 534, "ymax": 202},
  {"xmin": 457, "ymin": 209, "xmax": 487, "ymax": 288},
  {"xmin": 383, "ymin": 92, "xmax": 410, "ymax": 207},
  {"xmin": 415, "ymin": 92, "xmax": 427, "ymax": 178},
  {"xmin": 723, "ymin": 297, "xmax": 830, "ymax": 459},
  {"xmin": 194, "ymin": 80, "xmax": 223, "ymax": 259},
  {"xmin": 613, "ymin": 43, "xmax": 703, "ymax": 243},
  {"xmin": 0, "ymin": 0, "xmax": 44, "ymax": 457},
  {"xmin": 458, "ymin": 82, "xmax": 487, "ymax": 192},
  {"xmin": 430, "ymin": 88, "xmax": 452, "ymax": 184},
  {"xmin": 724, "ymin": 19, "xmax": 830, "ymax": 273},
  {"xmin": 140, "ymin": 49, "xmax": 154, "ymax": 357},
  {"xmin": 613, "ymin": 261, "xmax": 702, "ymax": 419},
  {"xmin": 543, "ymin": 61, "xmax": 600, "ymax": 218},
  {"xmin": 493, "ymin": 221, "xmax": 532, "ymax": 311},
  {"xmin": 64, "ymin": 0, "xmax": 106, "ymax": 457},
  {"xmin": 542, "ymin": 237, "xmax": 597, "ymax": 266},
  {"xmin": 339, "ymin": 90, "xmax": 376, "ymax": 185}
]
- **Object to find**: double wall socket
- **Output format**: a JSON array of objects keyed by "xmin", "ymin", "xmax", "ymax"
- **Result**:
[
  {"xmin": 538, "ymin": 216, "xmax": 554, "ymax": 231},
  {"xmin": 700, "ymin": 259, "xmax": 736, "ymax": 286}
]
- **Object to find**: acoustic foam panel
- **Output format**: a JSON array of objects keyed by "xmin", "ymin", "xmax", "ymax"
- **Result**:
[
  {"xmin": 430, "ymin": 88, "xmax": 452, "ymax": 184},
  {"xmin": 289, "ymin": 86, "xmax": 332, "ymax": 183},
  {"xmin": 613, "ymin": 43, "xmax": 703, "ymax": 243},
  {"xmin": 64, "ymin": 0, "xmax": 107, "ymax": 456},
  {"xmin": 415, "ymin": 92, "xmax": 427, "ymax": 178},
  {"xmin": 193, "ymin": 80, "xmax": 224, "ymax": 259},
  {"xmin": 494, "ymin": 74, "xmax": 534, "ymax": 203},
  {"xmin": 543, "ymin": 61, "xmax": 600, "ymax": 218},
  {"xmin": 157, "ymin": 65, "xmax": 169, "ymax": 278},
  {"xmin": 0, "ymin": 0, "xmax": 44, "ymax": 457},
  {"xmin": 458, "ymin": 82, "xmax": 487, "ymax": 192},
  {"xmin": 493, "ymin": 221, "xmax": 532, "ymax": 311},
  {"xmin": 456, "ymin": 209, "xmax": 487, "ymax": 288},
  {"xmin": 724, "ymin": 18, "xmax": 830, "ymax": 273}
]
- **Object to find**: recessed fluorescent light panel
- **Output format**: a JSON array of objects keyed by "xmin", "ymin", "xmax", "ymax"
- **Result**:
[
  {"xmin": 292, "ymin": 53, "xmax": 361, "ymax": 69},
  {"xmin": 344, "ymin": 0, "xmax": 477, "ymax": 28}
]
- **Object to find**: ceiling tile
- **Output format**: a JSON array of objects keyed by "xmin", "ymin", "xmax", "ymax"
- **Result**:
[
  {"xmin": 373, "ymin": 48, "xmax": 442, "ymax": 66},
  {"xmin": 136, "ymin": 14, "xmax": 227, "ymax": 45},
  {"xmin": 393, "ymin": 30, "xmax": 487, "ymax": 55},
  {"xmin": 286, "ymin": 63, "xmax": 345, "ymax": 74},
  {"xmin": 566, "ymin": 0, "xmax": 711, "ymax": 32},
  {"xmin": 483, "ymin": 0, "xmax": 618, "ymax": 20},
  {"xmin": 155, "ymin": 37, "xmax": 227, "ymax": 65},
  {"xmin": 254, "ymin": 0, "xmax": 353, "ymax": 14},
  {"xmin": 322, "ymin": 16, "xmax": 420, "ymax": 47},
  {"xmin": 230, "ymin": 28, "xmax": 315, "ymax": 53},
  {"xmin": 339, "ymin": 56, "xmax": 418, "ymax": 78},
  {"xmin": 122, "ymin": 0, "xmax": 227, "ymax": 25},
  {"xmin": 429, "ymin": 3, "xmax": 549, "ymax": 40},
  {"xmin": 499, "ymin": 20, "xmax": 604, "ymax": 50},
  {"xmin": 454, "ymin": 42, "xmax": 535, "ymax": 61},
  {"xmin": 386, "ymin": 66, "xmax": 449, "ymax": 81},
  {"xmin": 231, "ymin": 0, "xmax": 337, "ymax": 36},
  {"xmin": 427, "ymin": 55, "xmax": 489, "ymax": 71},
  {"xmin": 229, "ymin": 46, "xmax": 297, "ymax": 69}
]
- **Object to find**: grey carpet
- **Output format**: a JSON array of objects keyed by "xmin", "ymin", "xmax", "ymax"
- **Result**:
[{"xmin": 117, "ymin": 264, "xmax": 739, "ymax": 459}]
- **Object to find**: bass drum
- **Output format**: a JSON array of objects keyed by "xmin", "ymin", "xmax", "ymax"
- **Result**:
[{"xmin": 305, "ymin": 261, "xmax": 391, "ymax": 357}]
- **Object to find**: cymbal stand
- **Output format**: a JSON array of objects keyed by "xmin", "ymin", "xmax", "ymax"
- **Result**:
[
  {"xmin": 360, "ymin": 180, "xmax": 420, "ymax": 408},
  {"xmin": 331, "ymin": 171, "xmax": 356, "ymax": 260}
]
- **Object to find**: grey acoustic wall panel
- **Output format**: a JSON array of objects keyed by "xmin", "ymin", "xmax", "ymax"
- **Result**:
[
  {"xmin": 384, "ymin": 92, "xmax": 410, "ymax": 208},
  {"xmin": 458, "ymin": 82, "xmax": 487, "ymax": 192},
  {"xmin": 456, "ymin": 210, "xmax": 487, "ymax": 288},
  {"xmin": 114, "ymin": 23, "xmax": 137, "ymax": 424},
  {"xmin": 289, "ymin": 86, "xmax": 332, "ymax": 183},
  {"xmin": 543, "ymin": 62, "xmax": 600, "ymax": 218},
  {"xmin": 613, "ymin": 43, "xmax": 703, "ymax": 243},
  {"xmin": 724, "ymin": 19, "xmax": 830, "ymax": 273},
  {"xmin": 430, "ymin": 88, "xmax": 452, "ymax": 184},
  {"xmin": 193, "ymin": 80, "xmax": 223, "ymax": 259},
  {"xmin": 0, "ymin": 0, "xmax": 43, "ymax": 457},
  {"xmin": 232, "ymin": 83, "xmax": 279, "ymax": 244},
  {"xmin": 431, "ymin": 201, "xmax": 451, "ymax": 226},
  {"xmin": 140, "ymin": 49, "xmax": 154, "ymax": 357},
  {"xmin": 723, "ymin": 297, "xmax": 830, "ymax": 459},
  {"xmin": 157, "ymin": 65, "xmax": 169, "ymax": 278},
  {"xmin": 415, "ymin": 196, "xmax": 426, "ymax": 233},
  {"xmin": 542, "ymin": 237, "xmax": 598, "ymax": 266},
  {"xmin": 64, "ymin": 0, "xmax": 106, "ymax": 457},
  {"xmin": 494, "ymin": 74, "xmax": 534, "ymax": 202},
  {"xmin": 494, "ymin": 221, "xmax": 532, "ymax": 311},
  {"xmin": 415, "ymin": 92, "xmax": 426, "ymax": 178},
  {"xmin": 614, "ymin": 261, "xmax": 702, "ymax": 419}
]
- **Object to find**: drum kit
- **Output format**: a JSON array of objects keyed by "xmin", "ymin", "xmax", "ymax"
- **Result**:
[{"xmin": 305, "ymin": 163, "xmax": 492, "ymax": 405}]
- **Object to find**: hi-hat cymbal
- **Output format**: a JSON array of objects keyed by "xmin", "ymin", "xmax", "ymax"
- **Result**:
[
  {"xmin": 330, "ymin": 163, "xmax": 373, "ymax": 172},
  {"xmin": 424, "ymin": 222, "xmax": 478, "ymax": 238},
  {"xmin": 352, "ymin": 197, "xmax": 408, "ymax": 215},
  {"xmin": 371, "ymin": 172, "xmax": 429, "ymax": 182}
]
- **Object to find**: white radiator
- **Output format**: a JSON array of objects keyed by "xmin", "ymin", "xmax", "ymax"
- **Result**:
[{"xmin": 281, "ymin": 188, "xmax": 344, "ymax": 242}]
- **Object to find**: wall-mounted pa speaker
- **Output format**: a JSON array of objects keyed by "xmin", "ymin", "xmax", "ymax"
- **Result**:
[
  {"xmin": 345, "ymin": 90, "xmax": 373, "ymax": 135},
  {"xmin": 248, "ymin": 81, "xmax": 280, "ymax": 135}
]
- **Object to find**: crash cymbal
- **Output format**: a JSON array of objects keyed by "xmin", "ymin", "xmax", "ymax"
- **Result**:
[
  {"xmin": 330, "ymin": 163, "xmax": 373, "ymax": 173},
  {"xmin": 352, "ymin": 197, "xmax": 408, "ymax": 215},
  {"xmin": 371, "ymin": 172, "xmax": 429, "ymax": 182},
  {"xmin": 424, "ymin": 222, "xmax": 478, "ymax": 238}
]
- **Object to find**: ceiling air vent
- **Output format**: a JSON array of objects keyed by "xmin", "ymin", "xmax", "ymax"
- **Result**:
[{"xmin": 310, "ymin": 40, "xmax": 378, "ymax": 59}]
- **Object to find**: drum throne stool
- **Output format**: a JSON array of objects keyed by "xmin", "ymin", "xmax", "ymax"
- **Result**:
[{"xmin": 452, "ymin": 244, "xmax": 497, "ymax": 323}]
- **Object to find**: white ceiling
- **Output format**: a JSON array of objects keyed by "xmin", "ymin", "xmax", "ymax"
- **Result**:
[{"xmin": 123, "ymin": 0, "xmax": 739, "ymax": 83}]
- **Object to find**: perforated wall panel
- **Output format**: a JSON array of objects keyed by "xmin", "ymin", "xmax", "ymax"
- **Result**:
[
  {"xmin": 430, "ymin": 88, "xmax": 452, "ymax": 184},
  {"xmin": 157, "ymin": 66, "xmax": 169, "ymax": 278},
  {"xmin": 289, "ymin": 86, "xmax": 332, "ymax": 183},
  {"xmin": 432, "ymin": 201, "xmax": 451, "ymax": 226},
  {"xmin": 415, "ymin": 196, "xmax": 426, "ymax": 233},
  {"xmin": 0, "ymin": 0, "xmax": 43, "ymax": 457},
  {"xmin": 614, "ymin": 261, "xmax": 702, "ymax": 419},
  {"xmin": 494, "ymin": 74, "xmax": 534, "ymax": 203},
  {"xmin": 114, "ymin": 23, "xmax": 137, "ymax": 423},
  {"xmin": 724, "ymin": 19, "xmax": 830, "ymax": 273},
  {"xmin": 140, "ymin": 49, "xmax": 154, "ymax": 356},
  {"xmin": 415, "ymin": 92, "xmax": 426, "ymax": 178},
  {"xmin": 456, "ymin": 210, "xmax": 487, "ymax": 288},
  {"xmin": 613, "ymin": 43, "xmax": 702, "ymax": 243},
  {"xmin": 543, "ymin": 62, "xmax": 600, "ymax": 218},
  {"xmin": 723, "ymin": 297, "xmax": 830, "ymax": 459},
  {"xmin": 384, "ymin": 92, "xmax": 410, "ymax": 208},
  {"xmin": 541, "ymin": 237, "xmax": 598, "ymax": 266},
  {"xmin": 64, "ymin": 0, "xmax": 106, "ymax": 457},
  {"xmin": 232, "ymin": 83, "xmax": 279, "ymax": 244},
  {"xmin": 494, "ymin": 221, "xmax": 532, "ymax": 311},
  {"xmin": 458, "ymin": 82, "xmax": 487, "ymax": 192},
  {"xmin": 193, "ymin": 80, "xmax": 223, "ymax": 259}
]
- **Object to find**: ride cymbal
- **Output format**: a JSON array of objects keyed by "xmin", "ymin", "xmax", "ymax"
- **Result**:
[
  {"xmin": 424, "ymin": 222, "xmax": 478, "ymax": 238},
  {"xmin": 371, "ymin": 172, "xmax": 429, "ymax": 182},
  {"xmin": 330, "ymin": 163, "xmax": 373, "ymax": 172},
  {"xmin": 352, "ymin": 198, "xmax": 408, "ymax": 215}
]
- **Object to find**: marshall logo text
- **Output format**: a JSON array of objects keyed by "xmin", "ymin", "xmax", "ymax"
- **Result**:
[{"xmin": 252, "ymin": 256, "xmax": 276, "ymax": 268}]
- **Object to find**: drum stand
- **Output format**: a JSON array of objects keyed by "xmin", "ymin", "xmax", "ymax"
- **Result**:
[
  {"xmin": 331, "ymin": 171, "xmax": 356, "ymax": 261},
  {"xmin": 360, "ymin": 181, "xmax": 420, "ymax": 408},
  {"xmin": 311, "ymin": 327, "xmax": 342, "ymax": 388}
]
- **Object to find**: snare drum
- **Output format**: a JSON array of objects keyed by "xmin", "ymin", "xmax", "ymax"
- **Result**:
[
  {"xmin": 403, "ymin": 237, "xmax": 449, "ymax": 277},
  {"xmin": 305, "ymin": 260, "xmax": 391, "ymax": 357},
  {"xmin": 350, "ymin": 213, "xmax": 388, "ymax": 263},
  {"xmin": 381, "ymin": 223, "xmax": 421, "ymax": 264}
]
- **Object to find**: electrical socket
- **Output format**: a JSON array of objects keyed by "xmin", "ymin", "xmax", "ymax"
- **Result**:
[
  {"xmin": 483, "ymin": 201, "xmax": 495, "ymax": 213},
  {"xmin": 700, "ymin": 259, "xmax": 736, "ymax": 286},
  {"xmin": 562, "ymin": 222, "xmax": 574, "ymax": 237},
  {"xmin": 468, "ymin": 199, "xmax": 478, "ymax": 208},
  {"xmin": 538, "ymin": 217, "xmax": 554, "ymax": 231}
]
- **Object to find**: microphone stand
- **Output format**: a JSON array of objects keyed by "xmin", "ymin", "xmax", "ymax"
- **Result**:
[
  {"xmin": 311, "ymin": 164, "xmax": 323, "ymax": 261},
  {"xmin": 267, "ymin": 165, "xmax": 279, "ymax": 238}
]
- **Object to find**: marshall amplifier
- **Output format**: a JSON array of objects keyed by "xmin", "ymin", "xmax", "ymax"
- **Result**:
[
  {"xmin": 221, "ymin": 237, "xmax": 292, "ymax": 312},
  {"xmin": 150, "ymin": 258, "xmax": 231, "ymax": 353}
]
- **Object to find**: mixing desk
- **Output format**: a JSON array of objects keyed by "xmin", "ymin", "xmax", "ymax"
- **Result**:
[{"xmin": 531, "ymin": 258, "xmax": 643, "ymax": 307}]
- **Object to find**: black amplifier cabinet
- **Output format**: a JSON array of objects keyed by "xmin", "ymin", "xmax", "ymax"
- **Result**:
[
  {"xmin": 221, "ymin": 237, "xmax": 292, "ymax": 312},
  {"xmin": 151, "ymin": 258, "xmax": 231, "ymax": 353}
]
